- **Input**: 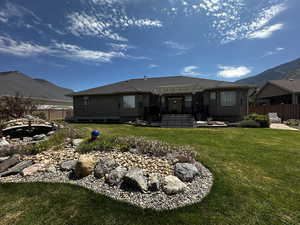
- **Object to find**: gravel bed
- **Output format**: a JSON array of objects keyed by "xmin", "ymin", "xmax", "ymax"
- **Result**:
[{"xmin": 0, "ymin": 163, "xmax": 213, "ymax": 210}]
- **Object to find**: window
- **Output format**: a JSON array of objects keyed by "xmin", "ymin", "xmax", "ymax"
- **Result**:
[
  {"xmin": 123, "ymin": 95, "xmax": 136, "ymax": 109},
  {"xmin": 83, "ymin": 96, "xmax": 89, "ymax": 106},
  {"xmin": 185, "ymin": 96, "xmax": 192, "ymax": 108},
  {"xmin": 220, "ymin": 91, "xmax": 236, "ymax": 106},
  {"xmin": 210, "ymin": 92, "xmax": 216, "ymax": 101}
]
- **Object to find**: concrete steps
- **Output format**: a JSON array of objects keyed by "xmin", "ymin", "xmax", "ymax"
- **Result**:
[{"xmin": 161, "ymin": 114, "xmax": 195, "ymax": 128}]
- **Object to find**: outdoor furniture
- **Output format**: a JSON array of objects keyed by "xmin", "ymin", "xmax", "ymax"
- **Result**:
[{"xmin": 268, "ymin": 112, "xmax": 282, "ymax": 123}]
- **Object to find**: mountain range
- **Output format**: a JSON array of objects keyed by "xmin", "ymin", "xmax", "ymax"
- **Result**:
[
  {"xmin": 237, "ymin": 58, "xmax": 300, "ymax": 87},
  {"xmin": 0, "ymin": 71, "xmax": 73, "ymax": 101}
]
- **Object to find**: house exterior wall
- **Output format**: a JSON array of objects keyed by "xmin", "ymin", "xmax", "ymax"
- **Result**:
[
  {"xmin": 73, "ymin": 89, "xmax": 249, "ymax": 122},
  {"xmin": 203, "ymin": 89, "xmax": 249, "ymax": 121},
  {"xmin": 73, "ymin": 93, "xmax": 151, "ymax": 122}
]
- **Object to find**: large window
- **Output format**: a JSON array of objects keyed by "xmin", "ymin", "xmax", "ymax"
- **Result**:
[
  {"xmin": 220, "ymin": 91, "xmax": 236, "ymax": 106},
  {"xmin": 123, "ymin": 95, "xmax": 136, "ymax": 109},
  {"xmin": 185, "ymin": 96, "xmax": 192, "ymax": 108}
]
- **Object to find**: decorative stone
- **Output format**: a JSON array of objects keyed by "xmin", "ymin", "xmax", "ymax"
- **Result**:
[
  {"xmin": 21, "ymin": 164, "xmax": 44, "ymax": 176},
  {"xmin": 122, "ymin": 168, "xmax": 148, "ymax": 192},
  {"xmin": 129, "ymin": 148, "xmax": 139, "ymax": 154},
  {"xmin": 74, "ymin": 155, "xmax": 96, "ymax": 178},
  {"xmin": 94, "ymin": 158, "xmax": 118, "ymax": 178},
  {"xmin": 105, "ymin": 166, "xmax": 127, "ymax": 186},
  {"xmin": 0, "ymin": 156, "xmax": 9, "ymax": 163},
  {"xmin": 0, "ymin": 160, "xmax": 33, "ymax": 177},
  {"xmin": 47, "ymin": 131, "xmax": 55, "ymax": 136},
  {"xmin": 174, "ymin": 163, "xmax": 199, "ymax": 182},
  {"xmin": 0, "ymin": 137, "xmax": 10, "ymax": 146},
  {"xmin": 33, "ymin": 134, "xmax": 47, "ymax": 141},
  {"xmin": 0, "ymin": 155, "xmax": 20, "ymax": 173},
  {"xmin": 23, "ymin": 137, "xmax": 33, "ymax": 142},
  {"xmin": 60, "ymin": 160, "xmax": 77, "ymax": 171},
  {"xmin": 163, "ymin": 175, "xmax": 187, "ymax": 195},
  {"xmin": 148, "ymin": 173, "xmax": 160, "ymax": 191},
  {"xmin": 72, "ymin": 139, "xmax": 84, "ymax": 147}
]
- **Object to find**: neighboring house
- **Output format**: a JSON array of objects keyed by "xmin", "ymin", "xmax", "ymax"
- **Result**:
[
  {"xmin": 70, "ymin": 76, "xmax": 253, "ymax": 123},
  {"xmin": 255, "ymin": 79, "xmax": 300, "ymax": 105}
]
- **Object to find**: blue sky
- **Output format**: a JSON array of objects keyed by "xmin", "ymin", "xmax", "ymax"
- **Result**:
[{"xmin": 0, "ymin": 0, "xmax": 299, "ymax": 91}]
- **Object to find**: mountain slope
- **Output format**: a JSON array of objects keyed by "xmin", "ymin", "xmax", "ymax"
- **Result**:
[
  {"xmin": 0, "ymin": 71, "xmax": 73, "ymax": 100},
  {"xmin": 236, "ymin": 58, "xmax": 300, "ymax": 87}
]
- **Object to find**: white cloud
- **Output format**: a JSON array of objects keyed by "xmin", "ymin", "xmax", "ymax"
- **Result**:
[
  {"xmin": 262, "ymin": 46, "xmax": 285, "ymax": 57},
  {"xmin": 0, "ymin": 35, "xmax": 125, "ymax": 63},
  {"xmin": 0, "ymin": 35, "xmax": 53, "ymax": 56},
  {"xmin": 248, "ymin": 23, "xmax": 284, "ymax": 39},
  {"xmin": 67, "ymin": 13, "xmax": 127, "ymax": 41},
  {"xmin": 108, "ymin": 43, "xmax": 135, "ymax": 51},
  {"xmin": 53, "ymin": 42, "xmax": 125, "ymax": 63},
  {"xmin": 218, "ymin": 65, "xmax": 251, "ymax": 78},
  {"xmin": 164, "ymin": 41, "xmax": 190, "ymax": 50},
  {"xmin": 67, "ymin": 8, "xmax": 162, "ymax": 41},
  {"xmin": 181, "ymin": 66, "xmax": 202, "ymax": 76},
  {"xmin": 148, "ymin": 64, "xmax": 158, "ymax": 69}
]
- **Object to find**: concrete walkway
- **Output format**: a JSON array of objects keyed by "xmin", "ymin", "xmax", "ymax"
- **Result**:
[{"xmin": 270, "ymin": 123, "xmax": 299, "ymax": 131}]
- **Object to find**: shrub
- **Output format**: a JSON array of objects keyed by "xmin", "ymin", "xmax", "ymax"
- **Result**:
[
  {"xmin": 77, "ymin": 135, "xmax": 197, "ymax": 162},
  {"xmin": 238, "ymin": 120, "xmax": 261, "ymax": 128},
  {"xmin": 286, "ymin": 119, "xmax": 300, "ymax": 127},
  {"xmin": 246, "ymin": 113, "xmax": 270, "ymax": 128}
]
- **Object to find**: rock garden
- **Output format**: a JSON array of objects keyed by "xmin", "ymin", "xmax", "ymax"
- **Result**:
[{"xmin": 0, "ymin": 121, "xmax": 213, "ymax": 210}]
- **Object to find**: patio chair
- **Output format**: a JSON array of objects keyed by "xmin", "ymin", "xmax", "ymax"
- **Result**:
[{"xmin": 268, "ymin": 112, "xmax": 282, "ymax": 123}]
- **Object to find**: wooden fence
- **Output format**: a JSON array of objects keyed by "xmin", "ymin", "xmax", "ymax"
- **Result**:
[
  {"xmin": 0, "ymin": 109, "xmax": 73, "ymax": 122},
  {"xmin": 249, "ymin": 104, "xmax": 300, "ymax": 121}
]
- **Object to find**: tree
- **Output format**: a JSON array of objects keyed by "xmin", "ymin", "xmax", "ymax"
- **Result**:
[{"xmin": 0, "ymin": 92, "xmax": 37, "ymax": 120}]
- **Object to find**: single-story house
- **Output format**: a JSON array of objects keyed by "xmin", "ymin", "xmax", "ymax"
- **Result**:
[
  {"xmin": 255, "ymin": 79, "xmax": 300, "ymax": 105},
  {"xmin": 70, "ymin": 76, "xmax": 253, "ymax": 123}
]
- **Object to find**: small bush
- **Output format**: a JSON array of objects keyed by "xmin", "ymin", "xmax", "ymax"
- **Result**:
[
  {"xmin": 286, "ymin": 119, "xmax": 300, "ymax": 127},
  {"xmin": 238, "ymin": 120, "xmax": 261, "ymax": 128},
  {"xmin": 246, "ymin": 113, "xmax": 270, "ymax": 128}
]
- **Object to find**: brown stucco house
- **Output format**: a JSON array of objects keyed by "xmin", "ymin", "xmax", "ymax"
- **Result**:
[
  {"xmin": 255, "ymin": 79, "xmax": 300, "ymax": 105},
  {"xmin": 70, "ymin": 76, "xmax": 253, "ymax": 124}
]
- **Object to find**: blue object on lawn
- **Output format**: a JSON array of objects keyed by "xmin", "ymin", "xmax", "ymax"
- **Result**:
[{"xmin": 91, "ymin": 130, "xmax": 100, "ymax": 140}]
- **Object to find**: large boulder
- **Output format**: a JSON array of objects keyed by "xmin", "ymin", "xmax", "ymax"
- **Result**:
[
  {"xmin": 60, "ymin": 160, "xmax": 77, "ymax": 171},
  {"xmin": 21, "ymin": 163, "xmax": 44, "ymax": 176},
  {"xmin": 74, "ymin": 155, "xmax": 96, "ymax": 178},
  {"xmin": 122, "ymin": 168, "xmax": 148, "ymax": 192},
  {"xmin": 0, "ymin": 160, "xmax": 33, "ymax": 177},
  {"xmin": 0, "ymin": 155, "xmax": 20, "ymax": 173},
  {"xmin": 94, "ymin": 158, "xmax": 118, "ymax": 179},
  {"xmin": 147, "ymin": 173, "xmax": 160, "ymax": 192},
  {"xmin": 174, "ymin": 163, "xmax": 199, "ymax": 182},
  {"xmin": 105, "ymin": 166, "xmax": 127, "ymax": 186},
  {"xmin": 163, "ymin": 175, "xmax": 187, "ymax": 195}
]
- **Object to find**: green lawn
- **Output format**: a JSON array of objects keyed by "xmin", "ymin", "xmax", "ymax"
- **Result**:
[{"xmin": 1, "ymin": 125, "xmax": 300, "ymax": 225}]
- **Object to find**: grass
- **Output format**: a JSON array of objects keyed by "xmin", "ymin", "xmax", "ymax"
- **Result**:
[{"xmin": 1, "ymin": 124, "xmax": 300, "ymax": 225}]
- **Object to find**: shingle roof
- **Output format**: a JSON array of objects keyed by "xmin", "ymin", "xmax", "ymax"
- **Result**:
[
  {"xmin": 269, "ymin": 79, "xmax": 300, "ymax": 93},
  {"xmin": 71, "ymin": 76, "xmax": 251, "ymax": 96}
]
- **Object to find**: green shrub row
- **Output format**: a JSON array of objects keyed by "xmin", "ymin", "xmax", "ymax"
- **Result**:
[{"xmin": 245, "ymin": 113, "xmax": 270, "ymax": 128}]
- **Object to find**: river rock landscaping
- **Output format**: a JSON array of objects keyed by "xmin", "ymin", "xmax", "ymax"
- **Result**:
[{"xmin": 0, "ymin": 134, "xmax": 213, "ymax": 210}]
